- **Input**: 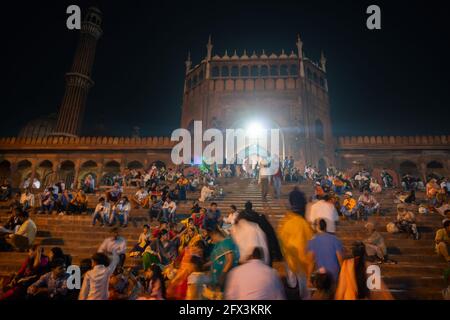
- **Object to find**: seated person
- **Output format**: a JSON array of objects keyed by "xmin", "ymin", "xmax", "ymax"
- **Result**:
[
  {"xmin": 132, "ymin": 187, "xmax": 149, "ymax": 209},
  {"xmin": 357, "ymin": 189, "xmax": 380, "ymax": 220},
  {"xmin": 108, "ymin": 268, "xmax": 142, "ymax": 300},
  {"xmin": 92, "ymin": 197, "xmax": 111, "ymax": 227},
  {"xmin": 199, "ymin": 185, "xmax": 214, "ymax": 202},
  {"xmin": 161, "ymin": 196, "xmax": 177, "ymax": 223},
  {"xmin": 148, "ymin": 229, "xmax": 178, "ymax": 266},
  {"xmin": 83, "ymin": 174, "xmax": 95, "ymax": 194},
  {"xmin": 203, "ymin": 202, "xmax": 222, "ymax": 231},
  {"xmin": 340, "ymin": 192, "xmax": 357, "ymax": 219},
  {"xmin": 426, "ymin": 179, "xmax": 440, "ymax": 206},
  {"xmin": 39, "ymin": 188, "xmax": 55, "ymax": 214},
  {"xmin": 435, "ymin": 219, "xmax": 450, "ymax": 262},
  {"xmin": 363, "ymin": 223, "xmax": 391, "ymax": 264},
  {"xmin": 20, "ymin": 189, "xmax": 35, "ymax": 212},
  {"xmin": 190, "ymin": 201, "xmax": 201, "ymax": 215},
  {"xmin": 70, "ymin": 189, "xmax": 88, "ymax": 214},
  {"xmin": 109, "ymin": 196, "xmax": 131, "ymax": 228},
  {"xmin": 0, "ymin": 207, "xmax": 24, "ymax": 236},
  {"xmin": 0, "ymin": 245, "xmax": 49, "ymax": 300},
  {"xmin": 27, "ymin": 258, "xmax": 69, "ymax": 300},
  {"xmin": 107, "ymin": 182, "xmax": 123, "ymax": 203},
  {"xmin": 191, "ymin": 208, "xmax": 206, "ymax": 229},
  {"xmin": 0, "ymin": 180, "xmax": 12, "ymax": 201},
  {"xmin": 6, "ymin": 211, "xmax": 37, "ymax": 252},
  {"xmin": 395, "ymin": 203, "xmax": 420, "ymax": 240},
  {"xmin": 55, "ymin": 189, "xmax": 73, "ymax": 215},
  {"xmin": 369, "ymin": 178, "xmax": 382, "ymax": 194},
  {"xmin": 148, "ymin": 195, "xmax": 163, "ymax": 222},
  {"xmin": 130, "ymin": 224, "xmax": 152, "ymax": 257}
]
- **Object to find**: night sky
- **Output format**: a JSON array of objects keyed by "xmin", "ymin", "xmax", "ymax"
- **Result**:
[{"xmin": 2, "ymin": 0, "xmax": 450, "ymax": 137}]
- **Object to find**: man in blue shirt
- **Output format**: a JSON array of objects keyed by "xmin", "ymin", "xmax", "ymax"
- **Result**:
[
  {"xmin": 203, "ymin": 202, "xmax": 222, "ymax": 230},
  {"xmin": 307, "ymin": 219, "xmax": 343, "ymax": 285}
]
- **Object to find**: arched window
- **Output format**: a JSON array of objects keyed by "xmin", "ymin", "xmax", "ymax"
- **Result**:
[
  {"xmin": 212, "ymin": 66, "xmax": 220, "ymax": 78},
  {"xmin": 270, "ymin": 65, "xmax": 279, "ymax": 76},
  {"xmin": 251, "ymin": 65, "xmax": 259, "ymax": 77},
  {"xmin": 221, "ymin": 66, "xmax": 229, "ymax": 77},
  {"xmin": 241, "ymin": 66, "xmax": 249, "ymax": 77},
  {"xmin": 315, "ymin": 119, "xmax": 324, "ymax": 141},
  {"xmin": 260, "ymin": 65, "xmax": 269, "ymax": 77},
  {"xmin": 280, "ymin": 65, "xmax": 288, "ymax": 76},
  {"xmin": 290, "ymin": 64, "xmax": 298, "ymax": 76},
  {"xmin": 231, "ymin": 65, "xmax": 239, "ymax": 77},
  {"xmin": 399, "ymin": 161, "xmax": 419, "ymax": 176}
]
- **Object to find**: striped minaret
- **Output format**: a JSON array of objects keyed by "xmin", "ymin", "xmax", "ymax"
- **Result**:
[{"xmin": 52, "ymin": 7, "xmax": 103, "ymax": 137}]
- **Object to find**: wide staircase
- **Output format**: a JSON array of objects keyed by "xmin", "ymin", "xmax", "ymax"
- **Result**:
[{"xmin": 0, "ymin": 178, "xmax": 447, "ymax": 299}]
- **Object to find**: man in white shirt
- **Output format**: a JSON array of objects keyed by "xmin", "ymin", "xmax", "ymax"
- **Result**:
[
  {"xmin": 132, "ymin": 187, "xmax": 149, "ymax": 209},
  {"xmin": 92, "ymin": 197, "xmax": 111, "ymax": 226},
  {"xmin": 109, "ymin": 197, "xmax": 131, "ymax": 227},
  {"xmin": 7, "ymin": 211, "xmax": 37, "ymax": 251},
  {"xmin": 308, "ymin": 194, "xmax": 339, "ymax": 233},
  {"xmin": 79, "ymin": 250, "xmax": 119, "ymax": 300},
  {"xmin": 162, "ymin": 196, "xmax": 177, "ymax": 223},
  {"xmin": 230, "ymin": 216, "xmax": 270, "ymax": 265},
  {"xmin": 98, "ymin": 228, "xmax": 127, "ymax": 267},
  {"xmin": 225, "ymin": 247, "xmax": 285, "ymax": 300}
]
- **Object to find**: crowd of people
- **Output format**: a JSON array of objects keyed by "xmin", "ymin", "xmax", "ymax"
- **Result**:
[{"xmin": 0, "ymin": 160, "xmax": 449, "ymax": 301}]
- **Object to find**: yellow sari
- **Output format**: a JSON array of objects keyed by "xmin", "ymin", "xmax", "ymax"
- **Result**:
[{"xmin": 277, "ymin": 211, "xmax": 314, "ymax": 276}]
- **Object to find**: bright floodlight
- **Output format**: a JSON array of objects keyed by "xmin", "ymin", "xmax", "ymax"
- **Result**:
[{"xmin": 246, "ymin": 122, "xmax": 264, "ymax": 138}]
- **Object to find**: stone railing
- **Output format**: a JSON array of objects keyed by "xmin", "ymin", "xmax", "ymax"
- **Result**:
[
  {"xmin": 0, "ymin": 136, "xmax": 176, "ymax": 150},
  {"xmin": 337, "ymin": 135, "xmax": 450, "ymax": 150}
]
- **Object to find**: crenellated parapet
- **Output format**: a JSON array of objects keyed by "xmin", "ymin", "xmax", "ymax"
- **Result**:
[
  {"xmin": 337, "ymin": 135, "xmax": 450, "ymax": 150},
  {"xmin": 0, "ymin": 136, "xmax": 175, "ymax": 150}
]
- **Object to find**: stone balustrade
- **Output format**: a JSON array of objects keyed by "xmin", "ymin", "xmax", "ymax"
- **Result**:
[
  {"xmin": 0, "ymin": 136, "xmax": 176, "ymax": 150},
  {"xmin": 337, "ymin": 135, "xmax": 450, "ymax": 149}
]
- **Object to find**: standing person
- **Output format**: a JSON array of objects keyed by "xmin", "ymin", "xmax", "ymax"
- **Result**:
[
  {"xmin": 272, "ymin": 165, "xmax": 283, "ymax": 199},
  {"xmin": 203, "ymin": 202, "xmax": 222, "ymax": 231},
  {"xmin": 239, "ymin": 201, "xmax": 283, "ymax": 266},
  {"xmin": 307, "ymin": 219, "xmax": 343, "ymax": 287},
  {"xmin": 79, "ymin": 250, "xmax": 120, "ymax": 300},
  {"xmin": 205, "ymin": 226, "xmax": 239, "ymax": 291},
  {"xmin": 225, "ymin": 247, "xmax": 285, "ymax": 300},
  {"xmin": 277, "ymin": 190, "xmax": 313, "ymax": 299},
  {"xmin": 230, "ymin": 212, "xmax": 270, "ymax": 265},
  {"xmin": 259, "ymin": 161, "xmax": 271, "ymax": 201},
  {"xmin": 308, "ymin": 194, "xmax": 339, "ymax": 233},
  {"xmin": 98, "ymin": 228, "xmax": 127, "ymax": 267}
]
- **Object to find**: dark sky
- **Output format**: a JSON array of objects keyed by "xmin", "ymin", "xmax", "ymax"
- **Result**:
[{"xmin": 2, "ymin": 0, "xmax": 450, "ymax": 137}]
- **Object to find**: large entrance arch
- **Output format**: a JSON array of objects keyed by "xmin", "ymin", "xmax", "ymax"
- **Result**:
[{"xmin": 227, "ymin": 118, "xmax": 286, "ymax": 167}]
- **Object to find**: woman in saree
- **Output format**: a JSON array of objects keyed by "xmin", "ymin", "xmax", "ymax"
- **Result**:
[
  {"xmin": 205, "ymin": 226, "xmax": 239, "ymax": 291},
  {"xmin": 166, "ymin": 240, "xmax": 204, "ymax": 299},
  {"xmin": 277, "ymin": 189, "xmax": 314, "ymax": 299},
  {"xmin": 335, "ymin": 241, "xmax": 393, "ymax": 300}
]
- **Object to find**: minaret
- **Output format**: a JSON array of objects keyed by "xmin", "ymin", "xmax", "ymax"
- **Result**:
[
  {"xmin": 205, "ymin": 35, "xmax": 213, "ymax": 79},
  {"xmin": 320, "ymin": 50, "xmax": 327, "ymax": 72},
  {"xmin": 296, "ymin": 34, "xmax": 305, "ymax": 78},
  {"xmin": 52, "ymin": 7, "xmax": 103, "ymax": 137}
]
